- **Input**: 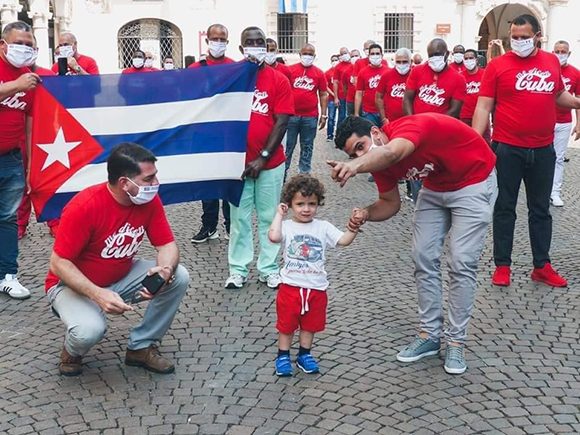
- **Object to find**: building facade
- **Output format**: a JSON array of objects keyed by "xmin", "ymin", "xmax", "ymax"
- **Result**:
[{"xmin": 1, "ymin": 0, "xmax": 578, "ymax": 72}]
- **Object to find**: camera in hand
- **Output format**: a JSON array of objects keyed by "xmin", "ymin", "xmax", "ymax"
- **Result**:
[{"xmin": 141, "ymin": 273, "xmax": 166, "ymax": 295}]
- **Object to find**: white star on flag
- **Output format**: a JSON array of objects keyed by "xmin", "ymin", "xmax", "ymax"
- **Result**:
[{"xmin": 37, "ymin": 127, "xmax": 82, "ymax": 171}]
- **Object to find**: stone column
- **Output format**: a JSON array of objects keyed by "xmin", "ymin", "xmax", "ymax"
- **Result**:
[
  {"xmin": 547, "ymin": 0, "xmax": 569, "ymax": 49},
  {"xmin": 1, "ymin": 0, "xmax": 22, "ymax": 30},
  {"xmin": 457, "ymin": 0, "xmax": 478, "ymax": 47},
  {"xmin": 28, "ymin": 0, "xmax": 52, "ymax": 67}
]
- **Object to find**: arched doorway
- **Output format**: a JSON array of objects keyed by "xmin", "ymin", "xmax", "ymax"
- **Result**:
[
  {"xmin": 478, "ymin": 3, "xmax": 542, "ymax": 55},
  {"xmin": 117, "ymin": 19, "xmax": 183, "ymax": 69}
]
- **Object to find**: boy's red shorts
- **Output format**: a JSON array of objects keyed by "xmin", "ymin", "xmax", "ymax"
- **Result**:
[{"xmin": 276, "ymin": 283, "xmax": 328, "ymax": 334}]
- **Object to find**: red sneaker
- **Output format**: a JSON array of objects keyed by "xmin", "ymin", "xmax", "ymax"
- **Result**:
[
  {"xmin": 531, "ymin": 263, "xmax": 567, "ymax": 287},
  {"xmin": 492, "ymin": 266, "xmax": 511, "ymax": 286}
]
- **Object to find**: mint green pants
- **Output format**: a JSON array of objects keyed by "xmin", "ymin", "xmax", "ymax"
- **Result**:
[{"xmin": 228, "ymin": 163, "xmax": 284, "ymax": 277}]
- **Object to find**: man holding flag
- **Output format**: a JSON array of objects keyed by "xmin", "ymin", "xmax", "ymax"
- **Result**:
[{"xmin": 0, "ymin": 21, "xmax": 40, "ymax": 300}]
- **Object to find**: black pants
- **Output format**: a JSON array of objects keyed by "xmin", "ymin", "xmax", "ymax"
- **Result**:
[
  {"xmin": 493, "ymin": 142, "xmax": 555, "ymax": 268},
  {"xmin": 201, "ymin": 200, "xmax": 230, "ymax": 233}
]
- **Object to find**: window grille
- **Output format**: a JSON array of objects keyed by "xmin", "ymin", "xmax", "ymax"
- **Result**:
[
  {"xmin": 277, "ymin": 13, "xmax": 308, "ymax": 53},
  {"xmin": 384, "ymin": 13, "xmax": 414, "ymax": 52}
]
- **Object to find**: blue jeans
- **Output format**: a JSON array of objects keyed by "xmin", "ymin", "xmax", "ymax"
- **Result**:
[
  {"xmin": 362, "ymin": 111, "xmax": 382, "ymax": 126},
  {"xmin": 327, "ymin": 100, "xmax": 337, "ymax": 139},
  {"xmin": 337, "ymin": 99, "xmax": 347, "ymax": 128},
  {"xmin": 285, "ymin": 116, "xmax": 318, "ymax": 175},
  {"xmin": 0, "ymin": 149, "xmax": 25, "ymax": 276},
  {"xmin": 201, "ymin": 200, "xmax": 230, "ymax": 233}
]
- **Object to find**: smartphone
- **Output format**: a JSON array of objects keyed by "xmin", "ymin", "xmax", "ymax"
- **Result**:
[{"xmin": 141, "ymin": 273, "xmax": 166, "ymax": 295}]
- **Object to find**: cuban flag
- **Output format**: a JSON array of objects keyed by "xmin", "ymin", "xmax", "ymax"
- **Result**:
[{"xmin": 29, "ymin": 61, "xmax": 258, "ymax": 222}]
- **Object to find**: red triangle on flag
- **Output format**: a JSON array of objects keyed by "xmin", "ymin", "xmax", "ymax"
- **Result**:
[{"xmin": 29, "ymin": 85, "xmax": 104, "ymax": 219}]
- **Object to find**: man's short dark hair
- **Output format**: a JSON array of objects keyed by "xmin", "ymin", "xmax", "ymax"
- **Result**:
[
  {"xmin": 512, "ymin": 14, "xmax": 540, "ymax": 34},
  {"xmin": 368, "ymin": 43, "xmax": 383, "ymax": 53},
  {"xmin": 334, "ymin": 116, "xmax": 373, "ymax": 150},
  {"xmin": 1, "ymin": 21, "xmax": 32, "ymax": 39},
  {"xmin": 465, "ymin": 49, "xmax": 478, "ymax": 57},
  {"xmin": 281, "ymin": 174, "xmax": 326, "ymax": 206},
  {"xmin": 240, "ymin": 26, "xmax": 264, "ymax": 44},
  {"xmin": 107, "ymin": 143, "xmax": 157, "ymax": 184}
]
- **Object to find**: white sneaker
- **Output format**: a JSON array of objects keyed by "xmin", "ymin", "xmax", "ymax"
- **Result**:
[
  {"xmin": 259, "ymin": 272, "xmax": 281, "ymax": 289},
  {"xmin": 551, "ymin": 196, "xmax": 564, "ymax": 207},
  {"xmin": 0, "ymin": 274, "xmax": 31, "ymax": 300},
  {"xmin": 224, "ymin": 274, "xmax": 247, "ymax": 289}
]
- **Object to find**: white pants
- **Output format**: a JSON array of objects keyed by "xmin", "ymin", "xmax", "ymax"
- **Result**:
[{"xmin": 551, "ymin": 122, "xmax": 572, "ymax": 198}]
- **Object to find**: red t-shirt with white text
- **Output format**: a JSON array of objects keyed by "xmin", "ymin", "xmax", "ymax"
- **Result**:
[
  {"xmin": 460, "ymin": 68, "xmax": 485, "ymax": 120},
  {"xmin": 333, "ymin": 61, "xmax": 351, "ymax": 99},
  {"xmin": 246, "ymin": 65, "xmax": 295, "ymax": 169},
  {"xmin": 51, "ymin": 53, "xmax": 99, "ymax": 75},
  {"xmin": 188, "ymin": 56, "xmax": 235, "ymax": 69},
  {"xmin": 45, "ymin": 183, "xmax": 175, "ymax": 291},
  {"xmin": 0, "ymin": 58, "xmax": 34, "ymax": 154},
  {"xmin": 342, "ymin": 64, "xmax": 357, "ymax": 102},
  {"xmin": 556, "ymin": 63, "xmax": 579, "ymax": 123},
  {"xmin": 325, "ymin": 67, "xmax": 335, "ymax": 98},
  {"xmin": 479, "ymin": 50, "xmax": 564, "ymax": 147},
  {"xmin": 356, "ymin": 64, "xmax": 390, "ymax": 113},
  {"xmin": 376, "ymin": 68, "xmax": 409, "ymax": 121},
  {"xmin": 449, "ymin": 62, "xmax": 465, "ymax": 75},
  {"xmin": 287, "ymin": 63, "xmax": 327, "ymax": 117},
  {"xmin": 272, "ymin": 62, "xmax": 292, "ymax": 81},
  {"xmin": 372, "ymin": 113, "xmax": 495, "ymax": 193},
  {"xmin": 406, "ymin": 64, "xmax": 466, "ymax": 114}
]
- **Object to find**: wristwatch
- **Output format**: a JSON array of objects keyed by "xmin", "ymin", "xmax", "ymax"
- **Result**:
[
  {"xmin": 260, "ymin": 150, "xmax": 270, "ymax": 159},
  {"xmin": 321, "ymin": 114, "xmax": 328, "ymax": 119}
]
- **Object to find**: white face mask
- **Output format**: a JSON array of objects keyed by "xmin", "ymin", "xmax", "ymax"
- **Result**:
[
  {"xmin": 511, "ymin": 37, "xmax": 536, "ymax": 58},
  {"xmin": 351, "ymin": 55, "xmax": 360, "ymax": 64},
  {"xmin": 300, "ymin": 54, "xmax": 314, "ymax": 67},
  {"xmin": 243, "ymin": 46, "xmax": 267, "ymax": 64},
  {"xmin": 428, "ymin": 55, "xmax": 446, "ymax": 72},
  {"xmin": 464, "ymin": 58, "xmax": 477, "ymax": 71},
  {"xmin": 144, "ymin": 58, "xmax": 153, "ymax": 68},
  {"xmin": 331, "ymin": 60, "xmax": 338, "ymax": 68},
  {"xmin": 453, "ymin": 52, "xmax": 464, "ymax": 64},
  {"xmin": 339, "ymin": 53, "xmax": 350, "ymax": 62},
  {"xmin": 265, "ymin": 52, "xmax": 278, "ymax": 65},
  {"xmin": 126, "ymin": 178, "xmax": 159, "ymax": 205},
  {"xmin": 3, "ymin": 43, "xmax": 37, "ymax": 68},
  {"xmin": 395, "ymin": 63, "xmax": 411, "ymax": 75},
  {"xmin": 163, "ymin": 62, "xmax": 174, "ymax": 70},
  {"xmin": 556, "ymin": 53, "xmax": 569, "ymax": 66},
  {"xmin": 132, "ymin": 58, "xmax": 144, "ymax": 68},
  {"xmin": 369, "ymin": 54, "xmax": 382, "ymax": 66},
  {"xmin": 57, "ymin": 45, "xmax": 74, "ymax": 58},
  {"xmin": 208, "ymin": 40, "xmax": 227, "ymax": 58}
]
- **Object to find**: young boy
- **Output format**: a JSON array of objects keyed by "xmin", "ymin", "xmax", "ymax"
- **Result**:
[{"xmin": 268, "ymin": 174, "xmax": 363, "ymax": 376}]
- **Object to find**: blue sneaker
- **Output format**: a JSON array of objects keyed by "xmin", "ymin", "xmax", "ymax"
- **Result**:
[
  {"xmin": 444, "ymin": 345, "xmax": 467, "ymax": 374},
  {"xmin": 296, "ymin": 353, "xmax": 320, "ymax": 374},
  {"xmin": 396, "ymin": 336, "xmax": 441, "ymax": 362},
  {"xmin": 275, "ymin": 355, "xmax": 293, "ymax": 377}
]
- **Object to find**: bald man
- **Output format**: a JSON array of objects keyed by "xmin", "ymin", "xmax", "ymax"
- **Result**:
[
  {"xmin": 51, "ymin": 32, "xmax": 99, "ymax": 75},
  {"xmin": 333, "ymin": 46, "xmax": 351, "ymax": 126}
]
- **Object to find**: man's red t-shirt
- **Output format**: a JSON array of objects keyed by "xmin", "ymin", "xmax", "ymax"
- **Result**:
[
  {"xmin": 556, "ymin": 63, "xmax": 579, "ymax": 124},
  {"xmin": 341, "ymin": 64, "xmax": 357, "ymax": 103},
  {"xmin": 34, "ymin": 65, "xmax": 56, "ymax": 76},
  {"xmin": 460, "ymin": 68, "xmax": 485, "ymax": 120},
  {"xmin": 272, "ymin": 62, "xmax": 292, "ymax": 81},
  {"xmin": 287, "ymin": 63, "xmax": 327, "ymax": 117},
  {"xmin": 188, "ymin": 56, "xmax": 235, "ymax": 69},
  {"xmin": 122, "ymin": 67, "xmax": 159, "ymax": 74},
  {"xmin": 479, "ymin": 50, "xmax": 565, "ymax": 148},
  {"xmin": 449, "ymin": 62, "xmax": 465, "ymax": 75},
  {"xmin": 406, "ymin": 64, "xmax": 466, "ymax": 114},
  {"xmin": 376, "ymin": 68, "xmax": 409, "ymax": 121},
  {"xmin": 372, "ymin": 113, "xmax": 496, "ymax": 193},
  {"xmin": 246, "ymin": 65, "xmax": 295, "ymax": 170},
  {"xmin": 356, "ymin": 64, "xmax": 390, "ymax": 113},
  {"xmin": 333, "ymin": 61, "xmax": 351, "ymax": 99},
  {"xmin": 0, "ymin": 58, "xmax": 34, "ymax": 154},
  {"xmin": 51, "ymin": 53, "xmax": 99, "ymax": 75},
  {"xmin": 45, "ymin": 183, "xmax": 175, "ymax": 291},
  {"xmin": 325, "ymin": 67, "xmax": 335, "ymax": 98}
]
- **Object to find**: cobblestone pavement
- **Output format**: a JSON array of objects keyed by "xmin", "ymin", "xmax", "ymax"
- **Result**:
[{"xmin": 1, "ymin": 136, "xmax": 580, "ymax": 435}]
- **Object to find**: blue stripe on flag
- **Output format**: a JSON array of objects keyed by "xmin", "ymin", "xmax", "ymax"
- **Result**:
[
  {"xmin": 90, "ymin": 121, "xmax": 249, "ymax": 163},
  {"xmin": 41, "ymin": 61, "xmax": 259, "ymax": 109},
  {"xmin": 40, "ymin": 179, "xmax": 244, "ymax": 221}
]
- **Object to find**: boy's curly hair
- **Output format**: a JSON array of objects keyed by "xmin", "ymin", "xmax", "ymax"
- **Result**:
[{"xmin": 281, "ymin": 174, "xmax": 325, "ymax": 206}]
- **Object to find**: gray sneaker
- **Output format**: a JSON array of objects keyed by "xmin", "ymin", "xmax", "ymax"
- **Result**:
[
  {"xmin": 444, "ymin": 345, "xmax": 467, "ymax": 374},
  {"xmin": 396, "ymin": 336, "xmax": 441, "ymax": 362}
]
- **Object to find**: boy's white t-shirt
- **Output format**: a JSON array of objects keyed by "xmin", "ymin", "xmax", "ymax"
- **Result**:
[{"xmin": 280, "ymin": 219, "xmax": 344, "ymax": 291}]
